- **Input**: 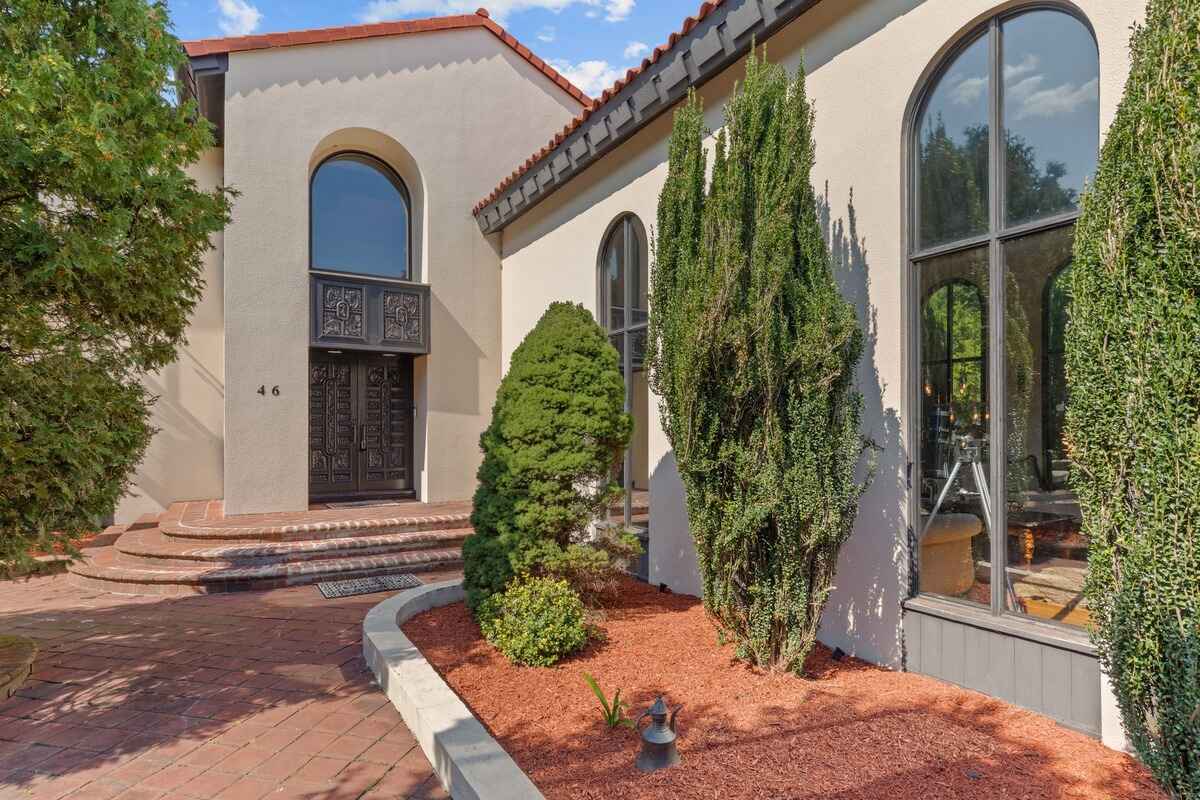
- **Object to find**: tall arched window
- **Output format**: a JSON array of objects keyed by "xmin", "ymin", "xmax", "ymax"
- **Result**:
[
  {"xmin": 599, "ymin": 214, "xmax": 650, "ymax": 563},
  {"xmin": 310, "ymin": 153, "xmax": 411, "ymax": 280},
  {"xmin": 910, "ymin": 5, "xmax": 1097, "ymax": 629}
]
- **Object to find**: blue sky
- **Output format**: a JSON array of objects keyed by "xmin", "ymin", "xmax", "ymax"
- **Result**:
[{"xmin": 167, "ymin": 0, "xmax": 703, "ymax": 96}]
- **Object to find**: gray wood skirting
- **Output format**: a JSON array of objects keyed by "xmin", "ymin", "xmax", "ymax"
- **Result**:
[{"xmin": 904, "ymin": 606, "xmax": 1101, "ymax": 737}]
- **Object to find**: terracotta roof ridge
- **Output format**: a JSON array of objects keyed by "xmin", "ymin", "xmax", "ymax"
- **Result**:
[
  {"xmin": 182, "ymin": 8, "xmax": 590, "ymax": 107},
  {"xmin": 473, "ymin": 0, "xmax": 730, "ymax": 216}
]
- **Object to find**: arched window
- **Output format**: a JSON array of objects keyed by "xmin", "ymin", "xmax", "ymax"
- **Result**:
[
  {"xmin": 599, "ymin": 214, "xmax": 650, "ymax": 567},
  {"xmin": 909, "ymin": 5, "xmax": 1097, "ymax": 628},
  {"xmin": 600, "ymin": 214, "xmax": 648, "ymax": 349},
  {"xmin": 921, "ymin": 279, "xmax": 987, "ymax": 480},
  {"xmin": 310, "ymin": 153, "xmax": 411, "ymax": 280}
]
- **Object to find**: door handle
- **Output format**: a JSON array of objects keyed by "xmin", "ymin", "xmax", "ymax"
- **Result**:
[{"xmin": 359, "ymin": 423, "xmax": 367, "ymax": 450}]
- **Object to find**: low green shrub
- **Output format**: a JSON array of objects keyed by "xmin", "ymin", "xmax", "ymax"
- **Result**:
[{"xmin": 479, "ymin": 577, "xmax": 589, "ymax": 667}]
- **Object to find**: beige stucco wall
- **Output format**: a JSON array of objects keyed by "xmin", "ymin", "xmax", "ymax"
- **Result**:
[
  {"xmin": 498, "ymin": 0, "xmax": 1141, "ymax": 673},
  {"xmin": 219, "ymin": 28, "xmax": 583, "ymax": 515},
  {"xmin": 117, "ymin": 148, "xmax": 226, "ymax": 523}
]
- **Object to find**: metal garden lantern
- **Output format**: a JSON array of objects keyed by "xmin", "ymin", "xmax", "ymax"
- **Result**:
[{"xmin": 635, "ymin": 696, "xmax": 683, "ymax": 773}]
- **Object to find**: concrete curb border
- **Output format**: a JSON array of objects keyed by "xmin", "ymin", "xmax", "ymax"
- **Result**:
[{"xmin": 363, "ymin": 579, "xmax": 544, "ymax": 800}]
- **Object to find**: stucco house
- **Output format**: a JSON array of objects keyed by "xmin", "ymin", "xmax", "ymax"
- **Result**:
[{"xmin": 102, "ymin": 0, "xmax": 1142, "ymax": 750}]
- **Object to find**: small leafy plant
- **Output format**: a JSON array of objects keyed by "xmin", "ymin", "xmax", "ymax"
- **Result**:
[
  {"xmin": 583, "ymin": 673, "xmax": 634, "ymax": 729},
  {"xmin": 479, "ymin": 577, "xmax": 589, "ymax": 667}
]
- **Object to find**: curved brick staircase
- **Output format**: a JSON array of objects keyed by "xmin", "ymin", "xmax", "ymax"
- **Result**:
[{"xmin": 69, "ymin": 500, "xmax": 471, "ymax": 596}]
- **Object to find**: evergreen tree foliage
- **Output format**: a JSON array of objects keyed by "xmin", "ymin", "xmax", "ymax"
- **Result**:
[
  {"xmin": 0, "ymin": 0, "xmax": 231, "ymax": 572},
  {"xmin": 463, "ymin": 302, "xmax": 632, "ymax": 613},
  {"xmin": 1066, "ymin": 1, "xmax": 1200, "ymax": 794},
  {"xmin": 649, "ymin": 50, "xmax": 869, "ymax": 673}
]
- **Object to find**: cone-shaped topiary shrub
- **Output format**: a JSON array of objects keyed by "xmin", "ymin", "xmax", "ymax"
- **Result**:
[
  {"xmin": 648, "ymin": 49, "xmax": 870, "ymax": 673},
  {"xmin": 463, "ymin": 302, "xmax": 632, "ymax": 614},
  {"xmin": 1066, "ymin": 1, "xmax": 1200, "ymax": 794}
]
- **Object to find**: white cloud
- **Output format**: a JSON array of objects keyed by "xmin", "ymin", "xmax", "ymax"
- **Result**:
[
  {"xmin": 623, "ymin": 40, "xmax": 649, "ymax": 60},
  {"xmin": 217, "ymin": 0, "xmax": 262, "ymax": 36},
  {"xmin": 1004, "ymin": 53, "xmax": 1039, "ymax": 81},
  {"xmin": 537, "ymin": 25, "xmax": 556, "ymax": 42},
  {"xmin": 949, "ymin": 75, "xmax": 987, "ymax": 106},
  {"xmin": 602, "ymin": 0, "xmax": 634, "ymax": 22},
  {"xmin": 359, "ymin": 0, "xmax": 635, "ymax": 26},
  {"xmin": 1015, "ymin": 76, "xmax": 1098, "ymax": 119},
  {"xmin": 548, "ymin": 58, "xmax": 627, "ymax": 95}
]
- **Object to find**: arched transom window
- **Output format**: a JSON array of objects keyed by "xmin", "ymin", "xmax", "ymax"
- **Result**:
[
  {"xmin": 600, "ymin": 214, "xmax": 648, "ymax": 355},
  {"xmin": 910, "ymin": 5, "xmax": 1098, "ymax": 630},
  {"xmin": 310, "ymin": 153, "xmax": 411, "ymax": 280}
]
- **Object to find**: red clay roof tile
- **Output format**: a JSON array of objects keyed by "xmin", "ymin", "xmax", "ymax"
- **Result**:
[
  {"xmin": 182, "ymin": 9, "xmax": 590, "ymax": 107},
  {"xmin": 472, "ymin": 0, "xmax": 731, "ymax": 216}
]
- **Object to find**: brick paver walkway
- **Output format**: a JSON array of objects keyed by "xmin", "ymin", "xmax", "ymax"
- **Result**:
[{"xmin": 0, "ymin": 571, "xmax": 458, "ymax": 800}]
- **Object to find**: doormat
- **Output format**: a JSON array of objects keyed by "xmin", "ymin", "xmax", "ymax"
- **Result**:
[
  {"xmin": 323, "ymin": 500, "xmax": 410, "ymax": 510},
  {"xmin": 317, "ymin": 574, "xmax": 422, "ymax": 599},
  {"xmin": 324, "ymin": 501, "xmax": 412, "ymax": 513}
]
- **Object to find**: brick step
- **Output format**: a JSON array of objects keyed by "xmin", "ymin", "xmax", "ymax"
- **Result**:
[
  {"xmin": 68, "ymin": 543, "xmax": 462, "ymax": 596},
  {"xmin": 114, "ymin": 526, "xmax": 472, "ymax": 569},
  {"xmin": 159, "ymin": 503, "xmax": 474, "ymax": 543}
]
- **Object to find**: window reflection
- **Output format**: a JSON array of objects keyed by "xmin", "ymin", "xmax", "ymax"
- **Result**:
[
  {"xmin": 311, "ymin": 154, "xmax": 410, "ymax": 280},
  {"xmin": 916, "ymin": 32, "xmax": 990, "ymax": 249},
  {"xmin": 1004, "ymin": 225, "xmax": 1087, "ymax": 628},
  {"xmin": 1003, "ymin": 11, "xmax": 1099, "ymax": 227},
  {"xmin": 911, "ymin": 6, "xmax": 1098, "ymax": 631},
  {"xmin": 918, "ymin": 248, "xmax": 991, "ymax": 607}
]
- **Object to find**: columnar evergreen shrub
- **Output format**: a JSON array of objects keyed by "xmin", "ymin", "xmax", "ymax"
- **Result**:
[
  {"xmin": 463, "ymin": 302, "xmax": 632, "ymax": 613},
  {"xmin": 1066, "ymin": 1, "xmax": 1200, "ymax": 794},
  {"xmin": 0, "ymin": 0, "xmax": 231, "ymax": 572},
  {"xmin": 479, "ymin": 577, "xmax": 589, "ymax": 667},
  {"xmin": 649, "ymin": 50, "xmax": 869, "ymax": 673}
]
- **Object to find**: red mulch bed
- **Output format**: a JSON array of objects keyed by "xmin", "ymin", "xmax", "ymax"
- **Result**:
[{"xmin": 402, "ymin": 578, "xmax": 1166, "ymax": 800}]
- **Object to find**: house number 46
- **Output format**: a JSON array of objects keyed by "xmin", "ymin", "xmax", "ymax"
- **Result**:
[{"xmin": 258, "ymin": 385, "xmax": 281, "ymax": 397}]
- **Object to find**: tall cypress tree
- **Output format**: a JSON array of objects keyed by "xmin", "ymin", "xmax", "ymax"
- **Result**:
[
  {"xmin": 649, "ymin": 50, "xmax": 869, "ymax": 673},
  {"xmin": 1067, "ymin": 1, "xmax": 1200, "ymax": 794}
]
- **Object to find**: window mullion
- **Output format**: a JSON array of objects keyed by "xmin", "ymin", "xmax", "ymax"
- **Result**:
[{"xmin": 987, "ymin": 18, "xmax": 1007, "ymax": 618}]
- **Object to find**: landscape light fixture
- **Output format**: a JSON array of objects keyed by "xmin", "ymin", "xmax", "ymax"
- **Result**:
[{"xmin": 635, "ymin": 696, "xmax": 683, "ymax": 773}]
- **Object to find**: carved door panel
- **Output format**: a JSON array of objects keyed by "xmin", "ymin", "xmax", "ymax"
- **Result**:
[
  {"xmin": 358, "ymin": 356, "xmax": 414, "ymax": 495},
  {"xmin": 309, "ymin": 354, "xmax": 357, "ymax": 498},
  {"xmin": 309, "ymin": 352, "xmax": 415, "ymax": 500}
]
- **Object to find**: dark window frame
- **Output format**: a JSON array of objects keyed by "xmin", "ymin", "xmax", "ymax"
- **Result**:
[
  {"xmin": 309, "ymin": 151, "xmax": 413, "ymax": 282},
  {"xmin": 904, "ymin": 2, "xmax": 1099, "ymax": 631}
]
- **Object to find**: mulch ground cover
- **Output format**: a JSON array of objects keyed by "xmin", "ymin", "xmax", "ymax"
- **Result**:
[{"xmin": 403, "ymin": 577, "xmax": 1165, "ymax": 800}]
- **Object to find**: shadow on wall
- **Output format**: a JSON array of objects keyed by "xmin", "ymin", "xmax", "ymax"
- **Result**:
[
  {"xmin": 648, "ymin": 449, "xmax": 702, "ymax": 598},
  {"xmin": 817, "ymin": 185, "xmax": 908, "ymax": 669},
  {"xmin": 428, "ymin": 292, "xmax": 485, "ymax": 418},
  {"xmin": 126, "ymin": 354, "xmax": 226, "ymax": 516}
]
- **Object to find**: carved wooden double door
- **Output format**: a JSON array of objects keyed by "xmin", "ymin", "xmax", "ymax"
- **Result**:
[{"xmin": 309, "ymin": 351, "xmax": 415, "ymax": 500}]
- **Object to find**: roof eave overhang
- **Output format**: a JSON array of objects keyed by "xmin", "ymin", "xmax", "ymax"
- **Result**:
[
  {"xmin": 186, "ymin": 53, "xmax": 229, "ymax": 146},
  {"xmin": 473, "ymin": 0, "xmax": 824, "ymax": 235}
]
